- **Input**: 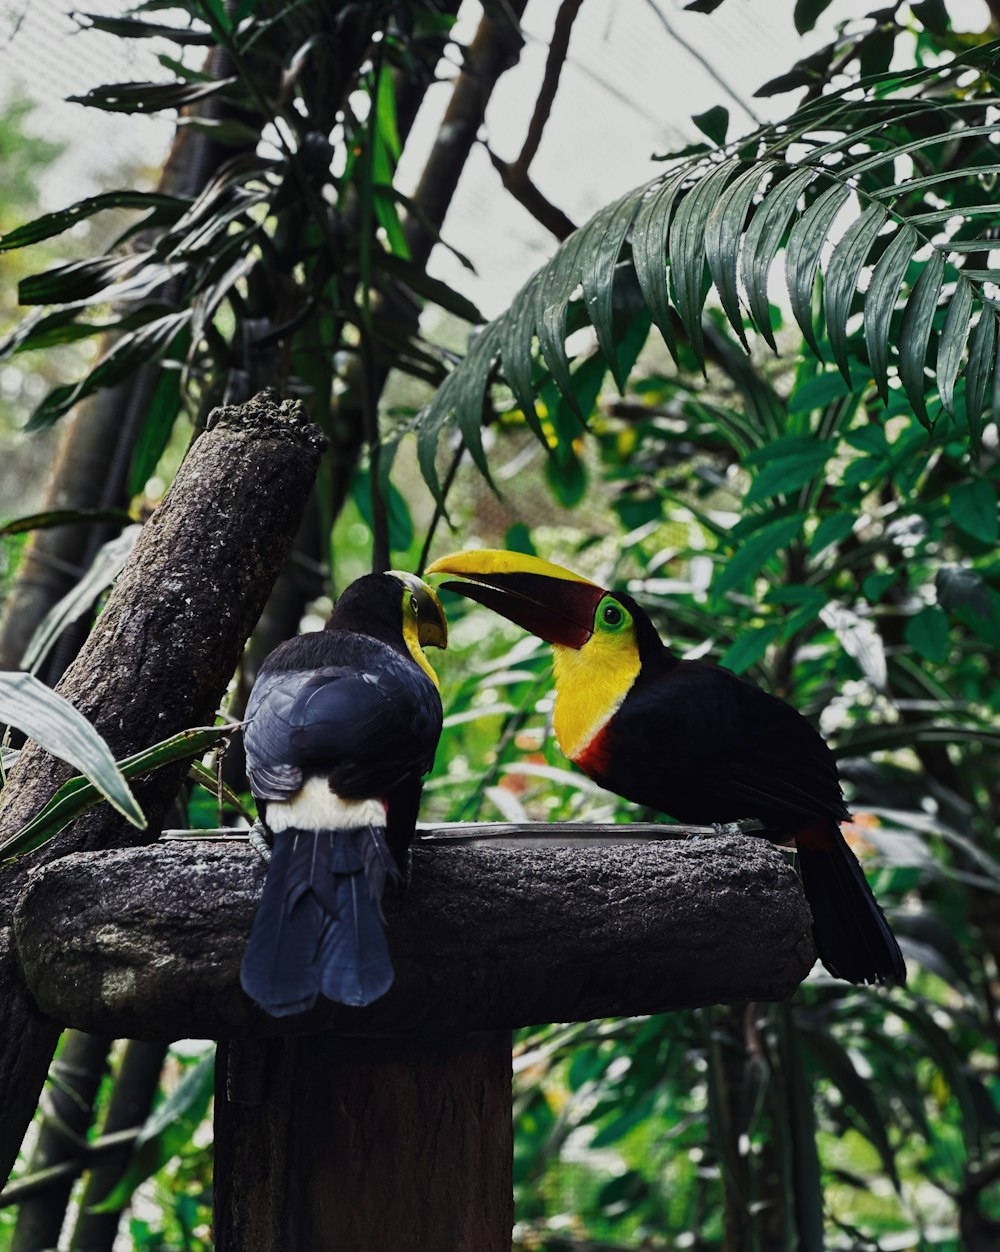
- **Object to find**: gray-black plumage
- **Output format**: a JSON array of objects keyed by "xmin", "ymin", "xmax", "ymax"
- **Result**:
[{"xmin": 240, "ymin": 572, "xmax": 446, "ymax": 1016}]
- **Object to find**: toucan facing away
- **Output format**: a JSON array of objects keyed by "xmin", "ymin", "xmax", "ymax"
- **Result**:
[
  {"xmin": 240, "ymin": 572, "xmax": 447, "ymax": 1016},
  {"xmin": 427, "ymin": 549, "xmax": 905, "ymax": 987}
]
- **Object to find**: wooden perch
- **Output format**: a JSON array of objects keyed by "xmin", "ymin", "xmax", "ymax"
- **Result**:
[{"xmin": 15, "ymin": 828, "xmax": 815, "ymax": 1041}]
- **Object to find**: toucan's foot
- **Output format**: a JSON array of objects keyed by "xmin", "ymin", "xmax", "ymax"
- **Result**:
[
  {"xmin": 712, "ymin": 821, "xmax": 747, "ymax": 838},
  {"xmin": 248, "ymin": 821, "xmax": 272, "ymax": 865}
]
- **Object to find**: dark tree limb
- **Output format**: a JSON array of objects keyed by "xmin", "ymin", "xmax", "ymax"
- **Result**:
[
  {"xmin": 15, "ymin": 831, "xmax": 814, "ymax": 1041},
  {"xmin": 484, "ymin": 0, "xmax": 582, "ymax": 241},
  {"xmin": 0, "ymin": 390, "xmax": 325, "ymax": 1183}
]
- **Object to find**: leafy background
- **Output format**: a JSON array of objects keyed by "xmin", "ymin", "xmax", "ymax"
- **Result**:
[{"xmin": 1, "ymin": 0, "xmax": 999, "ymax": 1249}]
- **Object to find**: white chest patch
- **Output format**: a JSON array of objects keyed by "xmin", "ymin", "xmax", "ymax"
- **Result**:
[{"xmin": 265, "ymin": 777, "xmax": 387, "ymax": 833}]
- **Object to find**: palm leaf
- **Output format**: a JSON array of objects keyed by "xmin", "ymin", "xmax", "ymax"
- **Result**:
[{"xmin": 411, "ymin": 46, "xmax": 1000, "ymax": 497}]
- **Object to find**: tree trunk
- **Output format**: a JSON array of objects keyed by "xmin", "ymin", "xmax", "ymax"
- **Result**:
[
  {"xmin": 214, "ymin": 1031, "xmax": 514, "ymax": 1252},
  {"xmin": 0, "ymin": 390, "xmax": 325, "ymax": 1184}
]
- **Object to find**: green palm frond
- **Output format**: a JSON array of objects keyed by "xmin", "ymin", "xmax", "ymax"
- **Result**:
[{"xmin": 413, "ymin": 43, "xmax": 1000, "ymax": 498}]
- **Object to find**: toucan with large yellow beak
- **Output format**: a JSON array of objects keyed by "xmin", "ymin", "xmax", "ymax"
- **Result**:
[
  {"xmin": 427, "ymin": 549, "xmax": 905, "ymax": 986},
  {"xmin": 240, "ymin": 571, "xmax": 448, "ymax": 1016}
]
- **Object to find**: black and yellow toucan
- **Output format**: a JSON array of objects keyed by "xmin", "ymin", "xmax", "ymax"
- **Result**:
[
  {"xmin": 427, "ymin": 549, "xmax": 905, "ymax": 987},
  {"xmin": 240, "ymin": 571, "xmax": 447, "ymax": 1016}
]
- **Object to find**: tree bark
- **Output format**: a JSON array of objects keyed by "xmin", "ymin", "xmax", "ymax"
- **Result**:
[
  {"xmin": 15, "ymin": 831, "xmax": 815, "ymax": 1041},
  {"xmin": 214, "ymin": 1031, "xmax": 514, "ymax": 1252},
  {"xmin": 0, "ymin": 390, "xmax": 325, "ymax": 1184}
]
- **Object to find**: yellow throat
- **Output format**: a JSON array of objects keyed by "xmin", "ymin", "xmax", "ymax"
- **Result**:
[{"xmin": 551, "ymin": 633, "xmax": 641, "ymax": 760}]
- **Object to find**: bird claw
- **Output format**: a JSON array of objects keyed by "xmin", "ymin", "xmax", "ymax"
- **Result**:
[{"xmin": 248, "ymin": 821, "xmax": 272, "ymax": 865}]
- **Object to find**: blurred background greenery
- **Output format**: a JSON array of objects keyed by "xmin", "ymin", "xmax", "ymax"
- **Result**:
[{"xmin": 1, "ymin": 0, "xmax": 999, "ymax": 1248}]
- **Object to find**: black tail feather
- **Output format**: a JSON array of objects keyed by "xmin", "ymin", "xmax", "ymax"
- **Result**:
[
  {"xmin": 240, "ymin": 825, "xmax": 399, "ymax": 1016},
  {"xmin": 798, "ymin": 826, "xmax": 906, "ymax": 986}
]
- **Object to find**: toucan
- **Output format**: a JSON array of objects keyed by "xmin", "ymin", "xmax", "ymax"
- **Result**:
[
  {"xmin": 426, "ymin": 549, "xmax": 905, "ymax": 987},
  {"xmin": 240, "ymin": 571, "xmax": 448, "ymax": 1016}
]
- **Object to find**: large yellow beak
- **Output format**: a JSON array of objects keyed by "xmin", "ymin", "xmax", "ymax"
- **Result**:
[{"xmin": 426, "ymin": 549, "xmax": 605, "ymax": 649}]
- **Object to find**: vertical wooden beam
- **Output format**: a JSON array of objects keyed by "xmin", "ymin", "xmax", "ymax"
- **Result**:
[{"xmin": 214, "ymin": 1032, "xmax": 514, "ymax": 1251}]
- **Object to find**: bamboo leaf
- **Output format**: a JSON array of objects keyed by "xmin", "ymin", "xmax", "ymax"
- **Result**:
[
  {"xmin": 498, "ymin": 272, "xmax": 544, "ymax": 438},
  {"xmin": 705, "ymin": 162, "xmax": 773, "ymax": 351},
  {"xmin": 0, "ymin": 673, "xmax": 145, "ymax": 836},
  {"xmin": 741, "ymin": 166, "xmax": 815, "ymax": 352},
  {"xmin": 0, "ymin": 725, "xmax": 234, "ymax": 862},
  {"xmin": 864, "ymin": 224, "xmax": 917, "ymax": 404},
  {"xmin": 898, "ymin": 249, "xmax": 945, "ymax": 428},
  {"xmin": 785, "ymin": 182, "xmax": 851, "ymax": 359},
  {"xmin": 670, "ymin": 159, "xmax": 738, "ymax": 366},
  {"xmin": 824, "ymin": 202, "xmax": 886, "ymax": 383},
  {"xmin": 632, "ymin": 169, "xmax": 689, "ymax": 364}
]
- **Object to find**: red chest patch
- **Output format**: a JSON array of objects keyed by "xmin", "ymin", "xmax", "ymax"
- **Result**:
[{"xmin": 574, "ymin": 723, "xmax": 614, "ymax": 781}]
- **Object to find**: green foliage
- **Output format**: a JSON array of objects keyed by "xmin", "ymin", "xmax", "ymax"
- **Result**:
[{"xmin": 414, "ymin": 45, "xmax": 1000, "ymax": 500}]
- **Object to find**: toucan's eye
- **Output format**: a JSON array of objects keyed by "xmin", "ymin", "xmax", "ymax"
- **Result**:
[
  {"xmin": 409, "ymin": 594, "xmax": 420, "ymax": 615},
  {"xmin": 603, "ymin": 603, "xmax": 624, "ymax": 627}
]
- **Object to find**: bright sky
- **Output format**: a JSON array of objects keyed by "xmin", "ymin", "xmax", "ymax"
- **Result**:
[{"xmin": 0, "ymin": 0, "xmax": 993, "ymax": 316}]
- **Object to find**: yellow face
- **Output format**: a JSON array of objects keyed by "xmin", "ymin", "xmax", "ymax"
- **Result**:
[
  {"xmin": 552, "ymin": 594, "xmax": 641, "ymax": 760},
  {"xmin": 392, "ymin": 572, "xmax": 448, "ymax": 689}
]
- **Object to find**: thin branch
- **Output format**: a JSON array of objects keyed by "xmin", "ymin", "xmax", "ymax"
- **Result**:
[
  {"xmin": 416, "ymin": 438, "xmax": 466, "ymax": 576},
  {"xmin": 0, "ymin": 1128, "xmax": 141, "ymax": 1208},
  {"xmin": 486, "ymin": 0, "xmax": 583, "ymax": 240},
  {"xmin": 644, "ymin": 0, "xmax": 762, "ymax": 127}
]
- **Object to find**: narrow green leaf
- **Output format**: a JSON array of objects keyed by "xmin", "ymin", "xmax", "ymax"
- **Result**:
[
  {"xmin": 785, "ymin": 182, "xmax": 851, "ymax": 359},
  {"xmin": 127, "ymin": 353, "xmax": 186, "ymax": 497},
  {"xmin": 0, "ymin": 673, "xmax": 145, "ymax": 835},
  {"xmin": 745, "ymin": 445, "xmax": 834, "ymax": 505},
  {"xmin": 75, "ymin": 13, "xmax": 215, "ymax": 43},
  {"xmin": 714, "ymin": 514, "xmax": 805, "ymax": 597},
  {"xmin": 0, "ymin": 192, "xmax": 185, "ymax": 252},
  {"xmin": 91, "ymin": 1051, "xmax": 216, "ymax": 1212},
  {"xmin": 824, "ymin": 202, "xmax": 886, "ymax": 383},
  {"xmin": 705, "ymin": 163, "xmax": 773, "ymax": 351},
  {"xmin": 741, "ymin": 167, "xmax": 815, "ymax": 351},
  {"xmin": 964, "ymin": 306, "xmax": 997, "ymax": 448},
  {"xmin": 631, "ymin": 169, "xmax": 689, "ymax": 364},
  {"xmin": 67, "ymin": 77, "xmax": 237, "ymax": 114},
  {"xmin": 498, "ymin": 273, "xmax": 544, "ymax": 439},
  {"xmin": 864, "ymin": 224, "xmax": 917, "ymax": 404},
  {"xmin": 22, "ymin": 527, "xmax": 142, "ymax": 673},
  {"xmin": 719, "ymin": 623, "xmax": 779, "ymax": 673},
  {"xmin": 375, "ymin": 251, "xmax": 484, "ymax": 324},
  {"xmin": 0, "ymin": 508, "xmax": 130, "ymax": 538},
  {"xmin": 0, "ymin": 725, "xmax": 233, "ymax": 862},
  {"xmin": 949, "ymin": 478, "xmax": 998, "ymax": 544},
  {"xmin": 898, "ymin": 249, "xmax": 945, "ymax": 428},
  {"xmin": 580, "ymin": 190, "xmax": 641, "ymax": 390},
  {"xmin": 936, "ymin": 279, "xmax": 974, "ymax": 418},
  {"xmin": 670, "ymin": 159, "xmax": 739, "ymax": 367},
  {"xmin": 809, "ymin": 512, "xmax": 855, "ymax": 557},
  {"xmin": 905, "ymin": 606, "xmax": 950, "ymax": 663},
  {"xmin": 534, "ymin": 227, "xmax": 588, "ymax": 415},
  {"xmin": 453, "ymin": 324, "xmax": 500, "ymax": 482}
]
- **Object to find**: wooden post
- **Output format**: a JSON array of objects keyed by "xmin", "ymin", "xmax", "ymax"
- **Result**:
[{"xmin": 214, "ymin": 1033, "xmax": 514, "ymax": 1252}]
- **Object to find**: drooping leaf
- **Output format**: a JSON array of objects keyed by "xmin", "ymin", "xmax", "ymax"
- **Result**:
[
  {"xmin": 785, "ymin": 182, "xmax": 851, "ymax": 359},
  {"xmin": 741, "ymin": 166, "xmax": 814, "ymax": 351},
  {"xmin": 67, "ymin": 77, "xmax": 237, "ymax": 114},
  {"xmin": 964, "ymin": 306, "xmax": 997, "ymax": 447},
  {"xmin": 670, "ymin": 159, "xmax": 739, "ymax": 365},
  {"xmin": 0, "ymin": 508, "xmax": 131, "ymax": 538},
  {"xmin": 0, "ymin": 725, "xmax": 234, "ymax": 861},
  {"xmin": 631, "ymin": 169, "xmax": 689, "ymax": 363},
  {"xmin": 0, "ymin": 673, "xmax": 145, "ymax": 835},
  {"xmin": 580, "ymin": 191, "xmax": 642, "ymax": 390},
  {"xmin": 713, "ymin": 514, "xmax": 805, "ymax": 597},
  {"xmin": 705, "ymin": 163, "xmax": 773, "ymax": 351},
  {"xmin": 824, "ymin": 202, "xmax": 886, "ymax": 383},
  {"xmin": 0, "ymin": 192, "xmax": 186, "ymax": 252},
  {"xmin": 864, "ymin": 224, "xmax": 917, "ymax": 403},
  {"xmin": 936, "ymin": 279, "xmax": 974, "ymax": 417},
  {"xmin": 898, "ymin": 248, "xmax": 945, "ymax": 428}
]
